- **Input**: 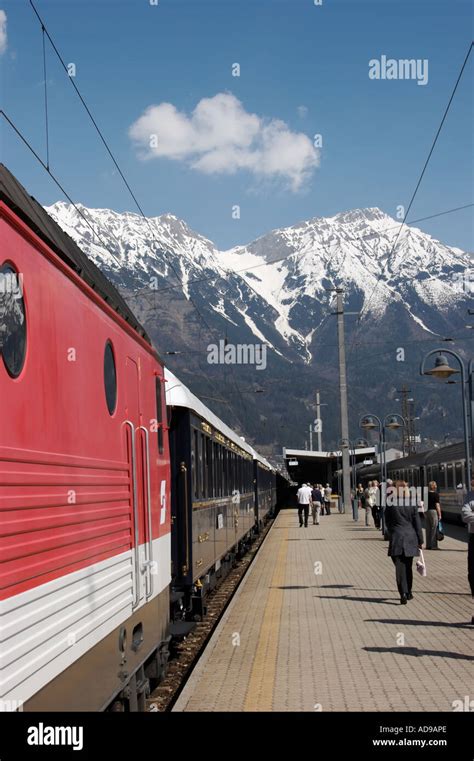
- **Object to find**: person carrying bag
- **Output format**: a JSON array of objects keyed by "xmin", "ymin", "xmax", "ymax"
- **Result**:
[
  {"xmin": 385, "ymin": 481, "xmax": 424, "ymax": 604},
  {"xmin": 416, "ymin": 549, "xmax": 427, "ymax": 577}
]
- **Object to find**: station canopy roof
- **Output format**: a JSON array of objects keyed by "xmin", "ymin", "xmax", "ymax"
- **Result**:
[{"xmin": 284, "ymin": 447, "xmax": 376, "ymax": 462}]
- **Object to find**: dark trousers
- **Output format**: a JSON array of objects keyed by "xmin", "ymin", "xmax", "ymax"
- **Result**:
[
  {"xmin": 425, "ymin": 509, "xmax": 438, "ymax": 550},
  {"xmin": 371, "ymin": 506, "xmax": 380, "ymax": 528},
  {"xmin": 468, "ymin": 534, "xmax": 474, "ymax": 597},
  {"xmin": 391, "ymin": 554, "xmax": 414, "ymax": 597},
  {"xmin": 324, "ymin": 501, "xmax": 331, "ymax": 515},
  {"xmin": 298, "ymin": 504, "xmax": 309, "ymax": 526}
]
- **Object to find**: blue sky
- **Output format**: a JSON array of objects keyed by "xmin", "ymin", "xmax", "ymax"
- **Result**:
[{"xmin": 1, "ymin": 0, "xmax": 473, "ymax": 250}]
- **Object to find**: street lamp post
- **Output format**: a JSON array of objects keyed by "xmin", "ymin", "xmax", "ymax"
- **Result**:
[
  {"xmin": 339, "ymin": 438, "xmax": 359, "ymax": 520},
  {"xmin": 420, "ymin": 350, "xmax": 471, "ymax": 487},
  {"xmin": 360, "ymin": 413, "xmax": 384, "ymax": 482},
  {"xmin": 382, "ymin": 414, "xmax": 406, "ymax": 482},
  {"xmin": 360, "ymin": 414, "xmax": 406, "ymax": 536},
  {"xmin": 360, "ymin": 414, "xmax": 384, "ymax": 533},
  {"xmin": 382, "ymin": 414, "xmax": 406, "ymax": 536}
]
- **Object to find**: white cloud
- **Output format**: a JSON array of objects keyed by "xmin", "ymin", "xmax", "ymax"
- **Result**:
[
  {"xmin": 297, "ymin": 105, "xmax": 308, "ymax": 118},
  {"xmin": 129, "ymin": 93, "xmax": 319, "ymax": 191},
  {"xmin": 0, "ymin": 11, "xmax": 7, "ymax": 55}
]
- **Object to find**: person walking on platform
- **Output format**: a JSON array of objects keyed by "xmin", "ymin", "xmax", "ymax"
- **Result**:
[
  {"xmin": 365, "ymin": 481, "xmax": 378, "ymax": 527},
  {"xmin": 356, "ymin": 484, "xmax": 365, "ymax": 522},
  {"xmin": 372, "ymin": 480, "xmax": 381, "ymax": 529},
  {"xmin": 461, "ymin": 478, "xmax": 474, "ymax": 624},
  {"xmin": 297, "ymin": 483, "xmax": 312, "ymax": 528},
  {"xmin": 311, "ymin": 484, "xmax": 323, "ymax": 525},
  {"xmin": 385, "ymin": 481, "xmax": 423, "ymax": 604},
  {"xmin": 363, "ymin": 482, "xmax": 372, "ymax": 526},
  {"xmin": 324, "ymin": 484, "xmax": 332, "ymax": 515},
  {"xmin": 425, "ymin": 481, "xmax": 442, "ymax": 550}
]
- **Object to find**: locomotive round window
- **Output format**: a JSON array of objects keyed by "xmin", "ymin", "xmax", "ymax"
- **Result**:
[
  {"xmin": 104, "ymin": 340, "xmax": 117, "ymax": 415},
  {"xmin": 0, "ymin": 263, "xmax": 27, "ymax": 378}
]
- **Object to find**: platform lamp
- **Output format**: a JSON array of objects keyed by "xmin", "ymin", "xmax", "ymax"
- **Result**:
[
  {"xmin": 381, "ymin": 414, "xmax": 406, "ymax": 536},
  {"xmin": 359, "ymin": 415, "xmax": 405, "ymax": 535},
  {"xmin": 339, "ymin": 438, "xmax": 361, "ymax": 520},
  {"xmin": 383, "ymin": 414, "xmax": 405, "ymax": 483},
  {"xmin": 420, "ymin": 350, "xmax": 472, "ymax": 487},
  {"xmin": 354, "ymin": 437, "xmax": 370, "ymax": 488},
  {"xmin": 359, "ymin": 414, "xmax": 384, "ymax": 487}
]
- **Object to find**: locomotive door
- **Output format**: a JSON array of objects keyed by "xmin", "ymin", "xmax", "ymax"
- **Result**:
[{"xmin": 124, "ymin": 356, "xmax": 147, "ymax": 609}]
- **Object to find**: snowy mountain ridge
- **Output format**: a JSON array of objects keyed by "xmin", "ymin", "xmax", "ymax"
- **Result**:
[{"xmin": 46, "ymin": 201, "xmax": 472, "ymax": 361}]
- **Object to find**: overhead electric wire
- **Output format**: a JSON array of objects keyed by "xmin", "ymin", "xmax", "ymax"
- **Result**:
[
  {"xmin": 1, "ymin": 109, "xmax": 124, "ymax": 269},
  {"xmin": 348, "ymin": 41, "xmax": 474, "ymax": 360},
  {"xmin": 26, "ymin": 0, "xmax": 252, "ymax": 429}
]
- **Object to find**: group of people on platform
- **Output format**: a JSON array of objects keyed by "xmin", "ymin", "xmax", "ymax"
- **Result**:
[
  {"xmin": 296, "ymin": 476, "xmax": 474, "ymax": 621},
  {"xmin": 296, "ymin": 483, "xmax": 332, "ymax": 527},
  {"xmin": 355, "ymin": 479, "xmax": 442, "ymax": 549}
]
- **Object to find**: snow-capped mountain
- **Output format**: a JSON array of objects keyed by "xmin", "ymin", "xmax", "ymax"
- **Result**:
[
  {"xmin": 46, "ymin": 202, "xmax": 471, "ymax": 357},
  {"xmin": 45, "ymin": 201, "xmax": 473, "ymax": 450}
]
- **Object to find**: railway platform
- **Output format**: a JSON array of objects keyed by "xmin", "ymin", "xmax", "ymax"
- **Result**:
[{"xmin": 173, "ymin": 509, "xmax": 473, "ymax": 712}]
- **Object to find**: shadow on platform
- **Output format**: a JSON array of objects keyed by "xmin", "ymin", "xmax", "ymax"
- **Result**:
[
  {"xmin": 366, "ymin": 618, "xmax": 473, "ymax": 629},
  {"xmin": 364, "ymin": 646, "xmax": 474, "ymax": 661}
]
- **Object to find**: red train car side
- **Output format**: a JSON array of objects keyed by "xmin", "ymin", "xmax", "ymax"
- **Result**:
[{"xmin": 0, "ymin": 165, "xmax": 171, "ymax": 711}]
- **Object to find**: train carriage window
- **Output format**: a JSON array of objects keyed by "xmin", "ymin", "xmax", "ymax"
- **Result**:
[
  {"xmin": 221, "ymin": 446, "xmax": 227, "ymax": 497},
  {"xmin": 439, "ymin": 464, "xmax": 446, "ymax": 489},
  {"xmin": 199, "ymin": 433, "xmax": 205, "ymax": 499},
  {"xmin": 213, "ymin": 442, "xmax": 218, "ymax": 497},
  {"xmin": 446, "ymin": 463, "xmax": 454, "ymax": 488},
  {"xmin": 225, "ymin": 448, "xmax": 228, "ymax": 496},
  {"xmin": 207, "ymin": 437, "xmax": 213, "ymax": 497},
  {"xmin": 455, "ymin": 462, "xmax": 463, "ymax": 488},
  {"xmin": 219, "ymin": 445, "xmax": 223, "ymax": 497},
  {"xmin": 0, "ymin": 263, "xmax": 27, "ymax": 378},
  {"xmin": 104, "ymin": 341, "xmax": 117, "ymax": 415},
  {"xmin": 431, "ymin": 465, "xmax": 439, "ymax": 485},
  {"xmin": 192, "ymin": 429, "xmax": 198, "ymax": 499},
  {"xmin": 155, "ymin": 377, "xmax": 164, "ymax": 454},
  {"xmin": 200, "ymin": 433, "xmax": 205, "ymax": 498}
]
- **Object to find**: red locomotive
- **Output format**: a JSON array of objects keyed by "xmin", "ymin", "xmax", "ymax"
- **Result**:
[{"xmin": 0, "ymin": 165, "xmax": 171, "ymax": 711}]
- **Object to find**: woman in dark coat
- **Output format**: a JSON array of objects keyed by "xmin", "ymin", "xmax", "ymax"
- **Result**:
[{"xmin": 385, "ymin": 481, "xmax": 424, "ymax": 604}]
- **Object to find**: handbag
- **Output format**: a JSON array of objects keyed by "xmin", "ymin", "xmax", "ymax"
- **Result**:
[
  {"xmin": 416, "ymin": 549, "xmax": 427, "ymax": 577},
  {"xmin": 437, "ymin": 520, "xmax": 445, "ymax": 541}
]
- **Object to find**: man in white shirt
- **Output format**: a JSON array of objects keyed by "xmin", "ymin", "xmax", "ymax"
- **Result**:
[{"xmin": 297, "ymin": 483, "xmax": 312, "ymax": 528}]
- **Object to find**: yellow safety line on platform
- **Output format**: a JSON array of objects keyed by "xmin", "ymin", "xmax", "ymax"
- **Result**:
[{"xmin": 243, "ymin": 527, "xmax": 289, "ymax": 711}]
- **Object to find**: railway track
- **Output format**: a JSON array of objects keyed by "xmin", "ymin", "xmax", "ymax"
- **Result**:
[{"xmin": 146, "ymin": 518, "xmax": 274, "ymax": 712}]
